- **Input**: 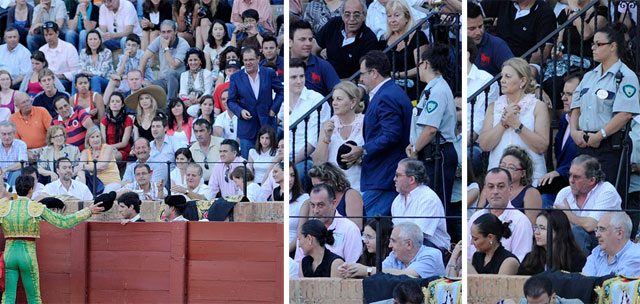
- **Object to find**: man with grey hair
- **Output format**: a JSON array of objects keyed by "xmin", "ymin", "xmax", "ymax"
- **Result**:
[
  {"xmin": 390, "ymin": 158, "xmax": 450, "ymax": 252},
  {"xmin": 0, "ymin": 121, "xmax": 27, "ymax": 186},
  {"xmin": 553, "ymin": 154, "xmax": 622, "ymax": 255},
  {"xmin": 171, "ymin": 163, "xmax": 211, "ymax": 200},
  {"xmin": 312, "ymin": 0, "xmax": 378, "ymax": 78},
  {"xmin": 139, "ymin": 20, "xmax": 189, "ymax": 99},
  {"xmin": 338, "ymin": 221, "xmax": 445, "ymax": 278},
  {"xmin": 582, "ymin": 212, "xmax": 640, "ymax": 276}
]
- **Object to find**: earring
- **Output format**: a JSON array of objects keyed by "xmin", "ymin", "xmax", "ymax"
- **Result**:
[
  {"xmin": 519, "ymin": 84, "xmax": 524, "ymax": 89},
  {"xmin": 489, "ymin": 240, "xmax": 493, "ymax": 245},
  {"xmin": 308, "ymin": 240, "xmax": 312, "ymax": 245}
]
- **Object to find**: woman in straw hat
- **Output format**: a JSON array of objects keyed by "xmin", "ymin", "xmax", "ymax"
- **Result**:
[{"xmin": 125, "ymin": 85, "xmax": 167, "ymax": 142}]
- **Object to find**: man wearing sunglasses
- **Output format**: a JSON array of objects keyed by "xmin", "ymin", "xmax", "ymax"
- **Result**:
[
  {"xmin": 37, "ymin": 21, "xmax": 79, "ymax": 92},
  {"xmin": 208, "ymin": 139, "xmax": 245, "ymax": 199}
]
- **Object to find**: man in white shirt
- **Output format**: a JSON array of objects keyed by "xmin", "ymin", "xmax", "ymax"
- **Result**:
[
  {"xmin": 38, "ymin": 21, "xmax": 79, "ymax": 91},
  {"xmin": 294, "ymin": 184, "xmax": 362, "ymax": 263},
  {"xmin": 98, "ymin": 0, "xmax": 142, "ymax": 50},
  {"xmin": 41, "ymin": 157, "xmax": 93, "ymax": 201},
  {"xmin": 554, "ymin": 155, "xmax": 622, "ymax": 255},
  {"xmin": 0, "ymin": 27, "xmax": 32, "ymax": 87},
  {"xmin": 467, "ymin": 39, "xmax": 499, "ymax": 175},
  {"xmin": 286, "ymin": 58, "xmax": 330, "ymax": 190},
  {"xmin": 468, "ymin": 168, "xmax": 533, "ymax": 261},
  {"xmin": 171, "ymin": 163, "xmax": 212, "ymax": 200},
  {"xmin": 391, "ymin": 159, "xmax": 451, "ymax": 251},
  {"xmin": 117, "ymin": 192, "xmax": 144, "ymax": 224}
]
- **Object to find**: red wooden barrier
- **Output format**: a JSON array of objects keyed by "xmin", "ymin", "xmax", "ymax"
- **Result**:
[{"xmin": 3, "ymin": 221, "xmax": 284, "ymax": 303}]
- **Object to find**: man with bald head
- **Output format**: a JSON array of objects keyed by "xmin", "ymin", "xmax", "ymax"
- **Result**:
[
  {"xmin": 312, "ymin": 0, "xmax": 378, "ymax": 78},
  {"xmin": 122, "ymin": 138, "xmax": 169, "ymax": 185},
  {"xmin": 9, "ymin": 92, "xmax": 52, "ymax": 151}
]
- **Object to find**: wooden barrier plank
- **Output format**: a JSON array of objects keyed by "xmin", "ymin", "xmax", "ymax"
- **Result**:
[
  {"xmin": 88, "ymin": 270, "xmax": 170, "ymax": 291},
  {"xmin": 36, "ymin": 253, "xmax": 70, "ymax": 272},
  {"xmin": 188, "ymin": 222, "xmax": 280, "ymax": 241},
  {"xmin": 169, "ymin": 222, "xmax": 187, "ymax": 304},
  {"xmin": 187, "ymin": 280, "xmax": 277, "ymax": 302},
  {"xmin": 89, "ymin": 231, "xmax": 172, "ymax": 252},
  {"xmin": 188, "ymin": 240, "xmax": 279, "ymax": 261},
  {"xmin": 70, "ymin": 222, "xmax": 88, "ymax": 303},
  {"xmin": 88, "ymin": 222, "xmax": 174, "ymax": 232},
  {"xmin": 88, "ymin": 290, "xmax": 170, "ymax": 303},
  {"xmin": 88, "ymin": 251, "xmax": 171, "ymax": 272},
  {"xmin": 188, "ymin": 261, "xmax": 277, "ymax": 281},
  {"xmin": 275, "ymin": 223, "xmax": 284, "ymax": 302}
]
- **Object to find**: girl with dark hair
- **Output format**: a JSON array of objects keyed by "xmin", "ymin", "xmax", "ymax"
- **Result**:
[
  {"xmin": 173, "ymin": 0, "xmax": 200, "ymax": 46},
  {"xmin": 288, "ymin": 161, "xmax": 310, "ymax": 255},
  {"xmin": 20, "ymin": 51, "xmax": 65, "ymax": 96},
  {"xmin": 78, "ymin": 29, "xmax": 113, "ymax": 93},
  {"xmin": 517, "ymin": 210, "xmax": 586, "ymax": 275},
  {"xmin": 203, "ymin": 19, "xmax": 231, "ymax": 74},
  {"xmin": 269, "ymin": 162, "xmax": 286, "ymax": 201},
  {"xmin": 248, "ymin": 125, "xmax": 278, "ymax": 184},
  {"xmin": 100, "ymin": 92, "xmax": 133, "ymax": 162},
  {"xmin": 141, "ymin": 0, "xmax": 172, "ymax": 51},
  {"xmin": 470, "ymin": 213, "xmax": 520, "ymax": 275},
  {"xmin": 72, "ymin": 73, "xmax": 105, "ymax": 124},
  {"xmin": 188, "ymin": 95, "xmax": 216, "ymax": 142},
  {"xmin": 167, "ymin": 98, "xmax": 194, "ymax": 147},
  {"xmin": 179, "ymin": 48, "xmax": 213, "ymax": 107},
  {"xmin": 358, "ymin": 218, "xmax": 393, "ymax": 267},
  {"xmin": 170, "ymin": 148, "xmax": 204, "ymax": 187},
  {"xmin": 299, "ymin": 219, "xmax": 345, "ymax": 278}
]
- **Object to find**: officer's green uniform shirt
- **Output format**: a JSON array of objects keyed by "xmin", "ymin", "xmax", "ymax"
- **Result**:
[
  {"xmin": 571, "ymin": 59, "xmax": 640, "ymax": 132},
  {"xmin": 410, "ymin": 75, "xmax": 457, "ymax": 145}
]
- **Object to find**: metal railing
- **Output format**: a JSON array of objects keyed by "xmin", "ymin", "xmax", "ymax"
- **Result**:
[{"xmin": 290, "ymin": 214, "xmax": 462, "ymax": 275}]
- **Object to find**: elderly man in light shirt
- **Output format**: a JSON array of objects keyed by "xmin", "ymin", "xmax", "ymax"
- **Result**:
[
  {"xmin": 0, "ymin": 27, "xmax": 32, "ymax": 87},
  {"xmin": 391, "ymin": 159, "xmax": 450, "ymax": 251},
  {"xmin": 468, "ymin": 168, "xmax": 533, "ymax": 261},
  {"xmin": 339, "ymin": 221, "xmax": 445, "ymax": 279},
  {"xmin": 294, "ymin": 184, "xmax": 362, "ymax": 263},
  {"xmin": 172, "ymin": 163, "xmax": 212, "ymax": 201},
  {"xmin": 582, "ymin": 212, "xmax": 640, "ymax": 277},
  {"xmin": 40, "ymin": 157, "xmax": 94, "ymax": 201},
  {"xmin": 0, "ymin": 121, "xmax": 28, "ymax": 187},
  {"xmin": 553, "ymin": 155, "xmax": 622, "ymax": 256}
]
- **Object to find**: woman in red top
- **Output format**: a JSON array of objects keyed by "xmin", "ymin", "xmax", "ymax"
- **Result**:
[
  {"xmin": 100, "ymin": 92, "xmax": 133, "ymax": 162},
  {"xmin": 167, "ymin": 98, "xmax": 194, "ymax": 147}
]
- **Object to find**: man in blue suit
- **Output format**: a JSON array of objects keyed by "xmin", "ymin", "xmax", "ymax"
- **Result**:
[
  {"xmin": 228, "ymin": 46, "xmax": 284, "ymax": 159},
  {"xmin": 342, "ymin": 50, "xmax": 413, "ymax": 217},
  {"xmin": 537, "ymin": 72, "xmax": 581, "ymax": 207}
]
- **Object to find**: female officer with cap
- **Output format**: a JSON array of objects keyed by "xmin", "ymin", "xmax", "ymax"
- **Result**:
[
  {"xmin": 570, "ymin": 26, "xmax": 640, "ymax": 191},
  {"xmin": 406, "ymin": 44, "xmax": 457, "ymax": 207}
]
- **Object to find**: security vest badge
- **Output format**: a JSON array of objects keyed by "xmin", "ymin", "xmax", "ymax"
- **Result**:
[
  {"xmin": 426, "ymin": 101, "xmax": 438, "ymax": 113},
  {"xmin": 623, "ymin": 85, "xmax": 637, "ymax": 98}
]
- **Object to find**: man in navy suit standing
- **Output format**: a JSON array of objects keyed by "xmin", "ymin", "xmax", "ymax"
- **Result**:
[
  {"xmin": 228, "ymin": 46, "xmax": 284, "ymax": 159},
  {"xmin": 342, "ymin": 50, "xmax": 412, "ymax": 217}
]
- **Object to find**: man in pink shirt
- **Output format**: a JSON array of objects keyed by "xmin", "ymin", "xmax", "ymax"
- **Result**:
[
  {"xmin": 231, "ymin": 0, "xmax": 275, "ymax": 33},
  {"xmin": 294, "ymin": 184, "xmax": 362, "ymax": 263},
  {"xmin": 467, "ymin": 168, "xmax": 533, "ymax": 261},
  {"xmin": 208, "ymin": 139, "xmax": 244, "ymax": 198},
  {"xmin": 38, "ymin": 21, "xmax": 79, "ymax": 92}
]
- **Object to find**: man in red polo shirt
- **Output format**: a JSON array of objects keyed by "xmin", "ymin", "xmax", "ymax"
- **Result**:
[{"xmin": 51, "ymin": 95, "xmax": 94, "ymax": 151}]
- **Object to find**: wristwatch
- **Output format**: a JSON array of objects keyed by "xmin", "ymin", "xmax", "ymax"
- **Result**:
[
  {"xmin": 601, "ymin": 128, "xmax": 607, "ymax": 139},
  {"xmin": 367, "ymin": 267, "xmax": 373, "ymax": 277},
  {"xmin": 514, "ymin": 123, "xmax": 524, "ymax": 134},
  {"xmin": 162, "ymin": 47, "xmax": 170, "ymax": 53}
]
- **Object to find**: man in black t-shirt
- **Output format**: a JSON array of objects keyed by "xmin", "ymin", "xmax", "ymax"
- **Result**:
[
  {"xmin": 482, "ymin": 0, "xmax": 556, "ymax": 63},
  {"xmin": 312, "ymin": 0, "xmax": 378, "ymax": 79}
]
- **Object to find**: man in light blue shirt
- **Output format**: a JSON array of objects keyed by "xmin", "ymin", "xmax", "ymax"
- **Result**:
[
  {"xmin": 149, "ymin": 116, "xmax": 177, "ymax": 172},
  {"xmin": 123, "ymin": 138, "xmax": 169, "ymax": 187},
  {"xmin": 381, "ymin": 222, "xmax": 445, "ymax": 278},
  {"xmin": 582, "ymin": 212, "xmax": 640, "ymax": 277},
  {"xmin": 0, "ymin": 27, "xmax": 32, "ymax": 87}
]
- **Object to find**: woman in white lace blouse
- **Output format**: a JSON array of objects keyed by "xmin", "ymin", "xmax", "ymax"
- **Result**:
[{"xmin": 179, "ymin": 47, "xmax": 214, "ymax": 107}]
